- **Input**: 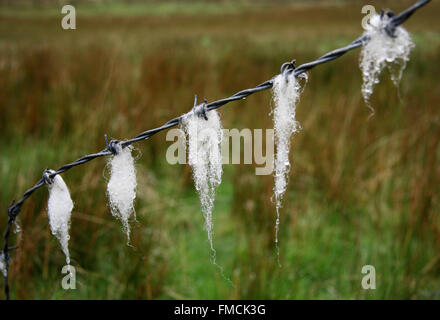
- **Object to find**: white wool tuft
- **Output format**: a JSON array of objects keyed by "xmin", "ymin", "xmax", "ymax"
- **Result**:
[
  {"xmin": 0, "ymin": 252, "xmax": 6, "ymax": 278},
  {"xmin": 106, "ymin": 143, "xmax": 137, "ymax": 243},
  {"xmin": 271, "ymin": 71, "xmax": 307, "ymax": 249},
  {"xmin": 181, "ymin": 108, "xmax": 223, "ymax": 262},
  {"xmin": 47, "ymin": 173, "xmax": 74, "ymax": 266},
  {"xmin": 360, "ymin": 14, "xmax": 414, "ymax": 109},
  {"xmin": 14, "ymin": 219, "xmax": 21, "ymax": 234}
]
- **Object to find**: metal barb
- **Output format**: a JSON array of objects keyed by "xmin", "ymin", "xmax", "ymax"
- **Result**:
[
  {"xmin": 7, "ymin": 200, "xmax": 16, "ymax": 219},
  {"xmin": 281, "ymin": 59, "xmax": 296, "ymax": 81},
  {"xmin": 381, "ymin": 9, "xmax": 398, "ymax": 38},
  {"xmin": 42, "ymin": 169, "xmax": 55, "ymax": 185},
  {"xmin": 193, "ymin": 95, "xmax": 209, "ymax": 120}
]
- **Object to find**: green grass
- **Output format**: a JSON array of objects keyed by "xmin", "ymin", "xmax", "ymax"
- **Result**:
[
  {"xmin": 0, "ymin": 0, "xmax": 439, "ymax": 299},
  {"xmin": 0, "ymin": 1, "xmax": 262, "ymax": 17}
]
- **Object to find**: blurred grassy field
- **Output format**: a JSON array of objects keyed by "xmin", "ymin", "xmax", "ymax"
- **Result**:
[{"xmin": 0, "ymin": 0, "xmax": 439, "ymax": 299}]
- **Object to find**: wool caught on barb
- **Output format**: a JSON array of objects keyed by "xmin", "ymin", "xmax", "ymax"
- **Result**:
[
  {"xmin": 360, "ymin": 13, "xmax": 414, "ymax": 109},
  {"xmin": 14, "ymin": 220, "xmax": 21, "ymax": 234},
  {"xmin": 47, "ymin": 171, "xmax": 74, "ymax": 266},
  {"xmin": 106, "ymin": 143, "xmax": 137, "ymax": 243},
  {"xmin": 271, "ymin": 71, "xmax": 307, "ymax": 246},
  {"xmin": 0, "ymin": 252, "xmax": 6, "ymax": 278},
  {"xmin": 181, "ymin": 107, "xmax": 223, "ymax": 262}
]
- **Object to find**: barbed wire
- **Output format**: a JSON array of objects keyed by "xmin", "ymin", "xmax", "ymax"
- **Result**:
[{"xmin": 1, "ymin": 0, "xmax": 431, "ymax": 300}]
